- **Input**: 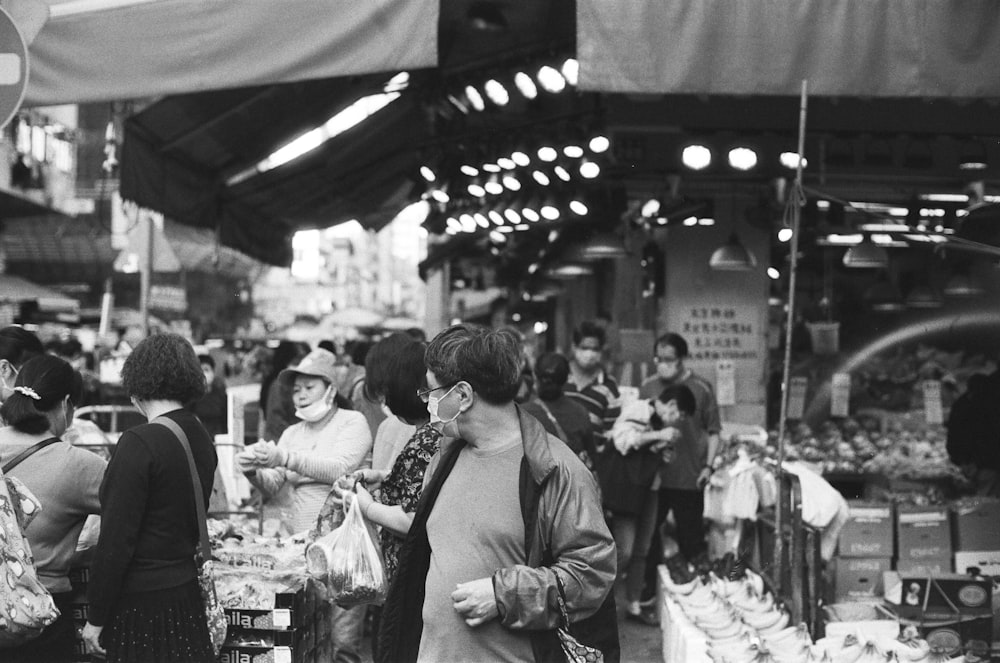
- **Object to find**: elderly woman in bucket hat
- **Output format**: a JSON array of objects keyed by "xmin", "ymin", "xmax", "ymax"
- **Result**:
[
  {"xmin": 239, "ymin": 348, "xmax": 373, "ymax": 534},
  {"xmin": 240, "ymin": 346, "xmax": 373, "ymax": 663}
]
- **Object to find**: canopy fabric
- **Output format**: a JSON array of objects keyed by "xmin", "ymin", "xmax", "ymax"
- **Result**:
[
  {"xmin": 578, "ymin": 0, "xmax": 1000, "ymax": 97},
  {"xmin": 0, "ymin": 272, "xmax": 79, "ymax": 310},
  {"xmin": 19, "ymin": 0, "xmax": 438, "ymax": 107}
]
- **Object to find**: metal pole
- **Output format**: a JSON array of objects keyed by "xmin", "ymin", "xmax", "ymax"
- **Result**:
[
  {"xmin": 774, "ymin": 80, "xmax": 808, "ymax": 592},
  {"xmin": 139, "ymin": 210, "xmax": 153, "ymax": 337}
]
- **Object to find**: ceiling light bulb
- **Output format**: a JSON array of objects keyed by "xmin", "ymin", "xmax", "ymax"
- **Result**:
[
  {"xmin": 511, "ymin": 149, "xmax": 531, "ymax": 167},
  {"xmin": 445, "ymin": 226, "xmax": 458, "ymax": 235},
  {"xmin": 481, "ymin": 162, "xmax": 501, "ymax": 173},
  {"xmin": 540, "ymin": 202, "xmax": 560, "ymax": 219},
  {"xmin": 537, "ymin": 146, "xmax": 558, "ymax": 162},
  {"xmin": 522, "ymin": 207, "xmax": 540, "ymax": 222},
  {"xmin": 589, "ymin": 135, "xmax": 610, "ymax": 153},
  {"xmin": 537, "ymin": 65, "xmax": 566, "ymax": 93},
  {"xmin": 488, "ymin": 210, "xmax": 505, "ymax": 225},
  {"xmin": 430, "ymin": 189, "xmax": 450, "ymax": 203},
  {"xmin": 641, "ymin": 199, "xmax": 661, "ymax": 217},
  {"xmin": 489, "ymin": 230, "xmax": 506, "ymax": 243},
  {"xmin": 460, "ymin": 164, "xmax": 479, "ymax": 177},
  {"xmin": 459, "ymin": 214, "xmax": 476, "ymax": 232},
  {"xmin": 464, "ymin": 85, "xmax": 485, "ymax": 111},
  {"xmin": 467, "ymin": 182, "xmax": 486, "ymax": 197},
  {"xmin": 474, "ymin": 212, "xmax": 490, "ymax": 228},
  {"xmin": 682, "ymin": 144, "xmax": 712, "ymax": 170},
  {"xmin": 514, "ymin": 72, "xmax": 538, "ymax": 99},
  {"xmin": 503, "ymin": 208, "xmax": 521, "ymax": 223},
  {"xmin": 563, "ymin": 144, "xmax": 584, "ymax": 158},
  {"xmin": 532, "ymin": 170, "xmax": 551, "ymax": 186},
  {"xmin": 446, "ymin": 216, "xmax": 462, "ymax": 232},
  {"xmin": 728, "ymin": 147, "xmax": 758, "ymax": 171},
  {"xmin": 484, "ymin": 178, "xmax": 504, "ymax": 195},
  {"xmin": 767, "ymin": 267, "xmax": 780, "ymax": 280},
  {"xmin": 502, "ymin": 175, "xmax": 521, "ymax": 191},
  {"xmin": 778, "ymin": 227, "xmax": 793, "ymax": 242},
  {"xmin": 419, "ymin": 166, "xmax": 436, "ymax": 182},
  {"xmin": 579, "ymin": 160, "xmax": 600, "ymax": 179},
  {"xmin": 496, "ymin": 156, "xmax": 516, "ymax": 170},
  {"xmin": 698, "ymin": 217, "xmax": 715, "ymax": 226},
  {"xmin": 569, "ymin": 200, "xmax": 588, "ymax": 215},
  {"xmin": 483, "ymin": 79, "xmax": 509, "ymax": 106},
  {"xmin": 682, "ymin": 216, "xmax": 698, "ymax": 226},
  {"xmin": 561, "ymin": 58, "xmax": 579, "ymax": 86},
  {"xmin": 553, "ymin": 165, "xmax": 571, "ymax": 182},
  {"xmin": 780, "ymin": 152, "xmax": 808, "ymax": 170}
]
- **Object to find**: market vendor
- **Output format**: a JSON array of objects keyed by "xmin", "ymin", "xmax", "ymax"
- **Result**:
[{"xmin": 238, "ymin": 347, "xmax": 372, "ymax": 663}]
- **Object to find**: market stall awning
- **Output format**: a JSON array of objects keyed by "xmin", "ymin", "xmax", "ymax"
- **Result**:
[
  {"xmin": 16, "ymin": 0, "xmax": 438, "ymax": 107},
  {"xmin": 0, "ymin": 272, "xmax": 79, "ymax": 311},
  {"xmin": 578, "ymin": 0, "xmax": 1000, "ymax": 97}
]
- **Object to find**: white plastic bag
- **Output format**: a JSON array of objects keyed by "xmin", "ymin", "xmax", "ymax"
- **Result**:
[{"xmin": 325, "ymin": 495, "xmax": 387, "ymax": 607}]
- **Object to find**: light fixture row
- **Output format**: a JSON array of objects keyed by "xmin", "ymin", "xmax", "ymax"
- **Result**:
[
  {"xmin": 442, "ymin": 195, "xmax": 590, "ymax": 236},
  {"xmin": 446, "ymin": 58, "xmax": 580, "ymax": 114},
  {"xmin": 680, "ymin": 144, "xmax": 807, "ymax": 172}
]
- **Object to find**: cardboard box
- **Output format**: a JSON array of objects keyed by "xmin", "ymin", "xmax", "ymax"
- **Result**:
[
  {"xmin": 896, "ymin": 505, "xmax": 952, "ymax": 560},
  {"xmin": 833, "ymin": 556, "xmax": 892, "ymax": 602},
  {"xmin": 951, "ymin": 499, "xmax": 1000, "ymax": 551},
  {"xmin": 838, "ymin": 501, "xmax": 894, "ymax": 557},
  {"xmin": 883, "ymin": 572, "xmax": 993, "ymax": 617},
  {"xmin": 895, "ymin": 557, "xmax": 952, "ymax": 575},
  {"xmin": 223, "ymin": 579, "xmax": 317, "ymax": 630},
  {"xmin": 953, "ymin": 550, "xmax": 1000, "ymax": 577},
  {"xmin": 822, "ymin": 602, "xmax": 899, "ymax": 641}
]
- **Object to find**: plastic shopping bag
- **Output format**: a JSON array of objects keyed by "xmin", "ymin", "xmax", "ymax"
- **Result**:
[{"xmin": 324, "ymin": 494, "xmax": 387, "ymax": 607}]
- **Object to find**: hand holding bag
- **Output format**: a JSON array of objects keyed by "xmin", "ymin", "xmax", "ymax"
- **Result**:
[
  {"xmin": 325, "ymin": 488, "xmax": 387, "ymax": 608},
  {"xmin": 156, "ymin": 417, "xmax": 228, "ymax": 656},
  {"xmin": 554, "ymin": 573, "xmax": 603, "ymax": 663}
]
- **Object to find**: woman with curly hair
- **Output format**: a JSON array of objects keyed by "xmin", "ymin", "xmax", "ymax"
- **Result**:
[{"xmin": 81, "ymin": 333, "xmax": 218, "ymax": 663}]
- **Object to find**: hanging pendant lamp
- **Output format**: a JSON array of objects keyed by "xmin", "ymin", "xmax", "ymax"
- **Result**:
[
  {"xmin": 842, "ymin": 235, "xmax": 888, "ymax": 269},
  {"xmin": 904, "ymin": 284, "xmax": 943, "ymax": 309},
  {"xmin": 709, "ymin": 233, "xmax": 757, "ymax": 271}
]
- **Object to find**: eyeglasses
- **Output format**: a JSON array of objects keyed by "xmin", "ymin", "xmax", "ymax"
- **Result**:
[{"xmin": 416, "ymin": 383, "xmax": 457, "ymax": 403}]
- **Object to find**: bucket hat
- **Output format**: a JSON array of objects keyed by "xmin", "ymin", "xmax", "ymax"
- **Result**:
[{"xmin": 278, "ymin": 348, "xmax": 340, "ymax": 387}]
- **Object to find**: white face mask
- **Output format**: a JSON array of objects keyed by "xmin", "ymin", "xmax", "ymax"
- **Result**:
[
  {"xmin": 296, "ymin": 385, "xmax": 333, "ymax": 422},
  {"xmin": 427, "ymin": 384, "xmax": 461, "ymax": 428}
]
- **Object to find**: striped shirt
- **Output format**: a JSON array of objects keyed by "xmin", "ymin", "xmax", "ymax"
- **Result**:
[{"xmin": 564, "ymin": 368, "xmax": 622, "ymax": 440}]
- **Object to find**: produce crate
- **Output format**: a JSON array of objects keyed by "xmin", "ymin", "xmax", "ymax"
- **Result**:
[
  {"xmin": 838, "ymin": 501, "xmax": 894, "ymax": 557},
  {"xmin": 223, "ymin": 577, "xmax": 319, "ymax": 630},
  {"xmin": 222, "ymin": 621, "xmax": 315, "ymax": 663}
]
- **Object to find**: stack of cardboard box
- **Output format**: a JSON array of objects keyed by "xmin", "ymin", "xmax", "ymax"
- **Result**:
[{"xmin": 830, "ymin": 501, "xmax": 894, "ymax": 603}]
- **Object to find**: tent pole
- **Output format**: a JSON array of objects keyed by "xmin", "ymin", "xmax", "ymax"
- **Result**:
[
  {"xmin": 139, "ymin": 209, "xmax": 153, "ymax": 337},
  {"xmin": 774, "ymin": 80, "xmax": 808, "ymax": 594}
]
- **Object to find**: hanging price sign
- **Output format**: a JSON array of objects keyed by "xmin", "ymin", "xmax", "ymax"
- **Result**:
[
  {"xmin": 830, "ymin": 372, "xmax": 851, "ymax": 418},
  {"xmin": 787, "ymin": 376, "xmax": 808, "ymax": 420},
  {"xmin": 923, "ymin": 380, "xmax": 943, "ymax": 424},
  {"xmin": 716, "ymin": 360, "xmax": 736, "ymax": 406}
]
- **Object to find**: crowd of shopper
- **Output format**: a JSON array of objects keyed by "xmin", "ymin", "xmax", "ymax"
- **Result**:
[{"xmin": 0, "ymin": 317, "xmax": 731, "ymax": 662}]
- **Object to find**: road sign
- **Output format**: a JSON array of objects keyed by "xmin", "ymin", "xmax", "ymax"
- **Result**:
[{"xmin": 0, "ymin": 7, "xmax": 27, "ymax": 130}]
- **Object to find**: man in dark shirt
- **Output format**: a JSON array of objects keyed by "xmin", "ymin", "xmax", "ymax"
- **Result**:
[{"xmin": 192, "ymin": 354, "xmax": 228, "ymax": 438}]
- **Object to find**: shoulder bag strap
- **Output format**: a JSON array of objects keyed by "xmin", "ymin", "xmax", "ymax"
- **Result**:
[
  {"xmin": 535, "ymin": 400, "xmax": 570, "ymax": 443},
  {"xmin": 155, "ymin": 416, "xmax": 211, "ymax": 560},
  {"xmin": 2, "ymin": 437, "xmax": 60, "ymax": 473}
]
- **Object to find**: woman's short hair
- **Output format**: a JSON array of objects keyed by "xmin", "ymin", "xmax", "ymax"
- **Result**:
[
  {"xmin": 1, "ymin": 354, "xmax": 82, "ymax": 434},
  {"xmin": 364, "ymin": 333, "xmax": 427, "ymax": 423},
  {"xmin": 654, "ymin": 332, "xmax": 689, "ymax": 359},
  {"xmin": 0, "ymin": 325, "xmax": 44, "ymax": 367},
  {"xmin": 121, "ymin": 333, "xmax": 206, "ymax": 403},
  {"xmin": 425, "ymin": 324, "xmax": 521, "ymax": 405},
  {"xmin": 656, "ymin": 383, "xmax": 696, "ymax": 415},
  {"xmin": 533, "ymin": 352, "xmax": 569, "ymax": 401}
]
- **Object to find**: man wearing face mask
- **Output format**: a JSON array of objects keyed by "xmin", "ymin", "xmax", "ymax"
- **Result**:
[
  {"xmin": 563, "ymin": 321, "xmax": 622, "ymax": 450},
  {"xmin": 378, "ymin": 324, "xmax": 618, "ymax": 663},
  {"xmin": 637, "ymin": 332, "xmax": 720, "ymax": 597}
]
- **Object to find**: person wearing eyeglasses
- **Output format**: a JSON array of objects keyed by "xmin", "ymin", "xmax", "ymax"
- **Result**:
[
  {"xmin": 378, "ymin": 324, "xmax": 618, "ymax": 663},
  {"xmin": 637, "ymin": 332, "xmax": 720, "ymax": 598}
]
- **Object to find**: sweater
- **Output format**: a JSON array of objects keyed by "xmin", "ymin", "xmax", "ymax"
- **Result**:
[
  {"xmin": 0, "ymin": 437, "xmax": 106, "ymax": 593},
  {"xmin": 87, "ymin": 408, "xmax": 217, "ymax": 626}
]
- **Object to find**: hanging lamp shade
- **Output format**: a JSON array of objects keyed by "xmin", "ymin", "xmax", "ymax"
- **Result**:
[
  {"xmin": 579, "ymin": 233, "xmax": 628, "ymax": 260},
  {"xmin": 904, "ymin": 284, "xmax": 943, "ymax": 309},
  {"xmin": 864, "ymin": 281, "xmax": 905, "ymax": 312},
  {"xmin": 546, "ymin": 262, "xmax": 595, "ymax": 279},
  {"xmin": 709, "ymin": 233, "xmax": 757, "ymax": 271},
  {"xmin": 943, "ymin": 272, "xmax": 985, "ymax": 298},
  {"xmin": 842, "ymin": 236, "xmax": 888, "ymax": 269}
]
